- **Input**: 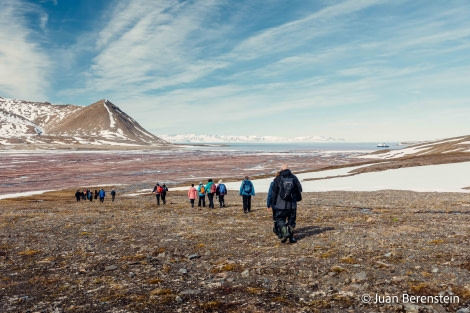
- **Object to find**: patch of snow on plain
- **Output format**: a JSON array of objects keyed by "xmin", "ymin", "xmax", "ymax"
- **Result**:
[
  {"xmin": 0, "ymin": 190, "xmax": 56, "ymax": 200},
  {"xmin": 172, "ymin": 162, "xmax": 470, "ymax": 193},
  {"xmin": 230, "ymin": 162, "xmax": 470, "ymax": 193},
  {"xmin": 358, "ymin": 145, "xmax": 430, "ymax": 159}
]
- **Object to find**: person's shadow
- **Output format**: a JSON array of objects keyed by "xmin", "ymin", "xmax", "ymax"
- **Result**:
[{"xmin": 294, "ymin": 226, "xmax": 334, "ymax": 240}]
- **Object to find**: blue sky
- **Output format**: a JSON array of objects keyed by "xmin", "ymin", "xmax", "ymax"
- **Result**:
[{"xmin": 1, "ymin": 0, "xmax": 470, "ymax": 142}]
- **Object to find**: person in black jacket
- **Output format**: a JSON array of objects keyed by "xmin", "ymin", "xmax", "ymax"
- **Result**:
[
  {"xmin": 267, "ymin": 172, "xmax": 281, "ymax": 238},
  {"xmin": 270, "ymin": 164, "xmax": 302, "ymax": 243},
  {"xmin": 75, "ymin": 190, "xmax": 82, "ymax": 202},
  {"xmin": 161, "ymin": 184, "xmax": 168, "ymax": 204}
]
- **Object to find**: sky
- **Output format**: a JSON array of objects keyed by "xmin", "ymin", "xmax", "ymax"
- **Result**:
[{"xmin": 1, "ymin": 0, "xmax": 470, "ymax": 142}]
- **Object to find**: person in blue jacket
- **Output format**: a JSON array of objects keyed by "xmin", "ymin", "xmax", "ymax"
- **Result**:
[
  {"xmin": 239, "ymin": 176, "xmax": 255, "ymax": 213},
  {"xmin": 98, "ymin": 188, "xmax": 106, "ymax": 203},
  {"xmin": 205, "ymin": 179, "xmax": 216, "ymax": 209},
  {"xmin": 197, "ymin": 182, "xmax": 206, "ymax": 207}
]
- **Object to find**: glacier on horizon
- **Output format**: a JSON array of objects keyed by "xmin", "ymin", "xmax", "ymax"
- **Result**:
[{"xmin": 159, "ymin": 134, "xmax": 343, "ymax": 143}]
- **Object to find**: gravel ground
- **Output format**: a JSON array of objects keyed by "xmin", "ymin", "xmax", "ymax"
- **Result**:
[{"xmin": 1, "ymin": 189, "xmax": 469, "ymax": 312}]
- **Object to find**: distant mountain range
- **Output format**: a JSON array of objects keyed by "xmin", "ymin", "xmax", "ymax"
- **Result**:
[
  {"xmin": 159, "ymin": 134, "xmax": 343, "ymax": 143},
  {"xmin": 0, "ymin": 96, "xmax": 343, "ymax": 148},
  {"xmin": 0, "ymin": 97, "xmax": 167, "ymax": 147}
]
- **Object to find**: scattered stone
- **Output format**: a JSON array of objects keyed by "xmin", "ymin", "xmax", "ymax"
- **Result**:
[
  {"xmin": 403, "ymin": 303, "xmax": 420, "ymax": 313},
  {"xmin": 206, "ymin": 282, "xmax": 222, "ymax": 289},
  {"xmin": 241, "ymin": 269, "xmax": 250, "ymax": 278},
  {"xmin": 175, "ymin": 295, "xmax": 183, "ymax": 303},
  {"xmin": 351, "ymin": 271, "xmax": 367, "ymax": 283},
  {"xmin": 188, "ymin": 254, "xmax": 200, "ymax": 260},
  {"xmin": 375, "ymin": 260, "xmax": 393, "ymax": 268},
  {"xmin": 104, "ymin": 265, "xmax": 118, "ymax": 271},
  {"xmin": 179, "ymin": 289, "xmax": 201, "ymax": 296},
  {"xmin": 330, "ymin": 265, "xmax": 346, "ymax": 273},
  {"xmin": 391, "ymin": 276, "xmax": 406, "ymax": 282}
]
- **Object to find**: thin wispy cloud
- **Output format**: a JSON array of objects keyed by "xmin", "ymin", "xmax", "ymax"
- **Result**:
[
  {"xmin": 0, "ymin": 0, "xmax": 50, "ymax": 100},
  {"xmin": 85, "ymin": 0, "xmax": 226, "ymax": 95},
  {"xmin": 230, "ymin": 0, "xmax": 385, "ymax": 61}
]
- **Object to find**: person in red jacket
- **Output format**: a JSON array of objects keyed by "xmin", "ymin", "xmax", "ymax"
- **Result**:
[
  {"xmin": 187, "ymin": 184, "xmax": 198, "ymax": 208},
  {"xmin": 152, "ymin": 183, "xmax": 162, "ymax": 205}
]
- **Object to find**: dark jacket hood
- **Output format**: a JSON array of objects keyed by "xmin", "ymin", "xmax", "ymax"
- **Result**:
[{"xmin": 280, "ymin": 169, "xmax": 293, "ymax": 177}]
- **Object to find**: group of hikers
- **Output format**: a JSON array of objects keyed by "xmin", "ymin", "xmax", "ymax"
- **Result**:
[
  {"xmin": 161, "ymin": 163, "xmax": 302, "ymax": 243},
  {"xmin": 77, "ymin": 164, "xmax": 301, "ymax": 243},
  {"xmin": 186, "ymin": 179, "xmax": 229, "ymax": 209},
  {"xmin": 151, "ymin": 183, "xmax": 169, "ymax": 205},
  {"xmin": 74, "ymin": 188, "xmax": 116, "ymax": 203}
]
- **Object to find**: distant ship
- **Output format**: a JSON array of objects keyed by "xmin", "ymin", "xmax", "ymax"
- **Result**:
[{"xmin": 377, "ymin": 143, "xmax": 389, "ymax": 148}]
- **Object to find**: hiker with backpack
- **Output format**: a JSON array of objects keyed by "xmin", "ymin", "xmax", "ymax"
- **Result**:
[
  {"xmin": 239, "ymin": 176, "xmax": 255, "ymax": 213},
  {"xmin": 161, "ymin": 183, "xmax": 168, "ymax": 205},
  {"xmin": 267, "ymin": 172, "xmax": 282, "ymax": 239},
  {"xmin": 111, "ymin": 188, "xmax": 116, "ymax": 202},
  {"xmin": 152, "ymin": 183, "xmax": 163, "ymax": 205},
  {"xmin": 216, "ymin": 179, "xmax": 227, "ymax": 208},
  {"xmin": 197, "ymin": 182, "xmax": 206, "ymax": 207},
  {"xmin": 206, "ymin": 179, "xmax": 216, "ymax": 209},
  {"xmin": 269, "ymin": 164, "xmax": 302, "ymax": 243},
  {"xmin": 188, "ymin": 184, "xmax": 198, "ymax": 208},
  {"xmin": 99, "ymin": 188, "xmax": 106, "ymax": 203}
]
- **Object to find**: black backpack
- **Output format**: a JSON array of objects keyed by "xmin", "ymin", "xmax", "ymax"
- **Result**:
[{"xmin": 279, "ymin": 176, "xmax": 295, "ymax": 201}]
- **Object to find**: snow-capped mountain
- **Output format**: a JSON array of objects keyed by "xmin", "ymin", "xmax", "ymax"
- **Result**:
[
  {"xmin": 0, "ymin": 97, "xmax": 167, "ymax": 147},
  {"xmin": 159, "ymin": 133, "xmax": 342, "ymax": 143}
]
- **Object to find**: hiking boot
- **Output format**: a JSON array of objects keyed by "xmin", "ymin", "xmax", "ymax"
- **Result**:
[
  {"xmin": 280, "ymin": 226, "xmax": 289, "ymax": 243},
  {"xmin": 287, "ymin": 226, "xmax": 296, "ymax": 243},
  {"xmin": 273, "ymin": 226, "xmax": 282, "ymax": 239}
]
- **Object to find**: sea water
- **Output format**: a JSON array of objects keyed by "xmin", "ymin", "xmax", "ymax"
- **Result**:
[{"xmin": 185, "ymin": 142, "xmax": 400, "ymax": 153}]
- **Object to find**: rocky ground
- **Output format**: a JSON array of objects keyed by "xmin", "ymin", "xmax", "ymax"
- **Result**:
[{"xmin": 1, "ymin": 188, "xmax": 469, "ymax": 312}]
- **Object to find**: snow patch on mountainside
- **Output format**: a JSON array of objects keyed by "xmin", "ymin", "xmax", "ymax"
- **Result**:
[
  {"xmin": 104, "ymin": 100, "xmax": 116, "ymax": 128},
  {"xmin": 0, "ymin": 97, "xmax": 81, "ymax": 137}
]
